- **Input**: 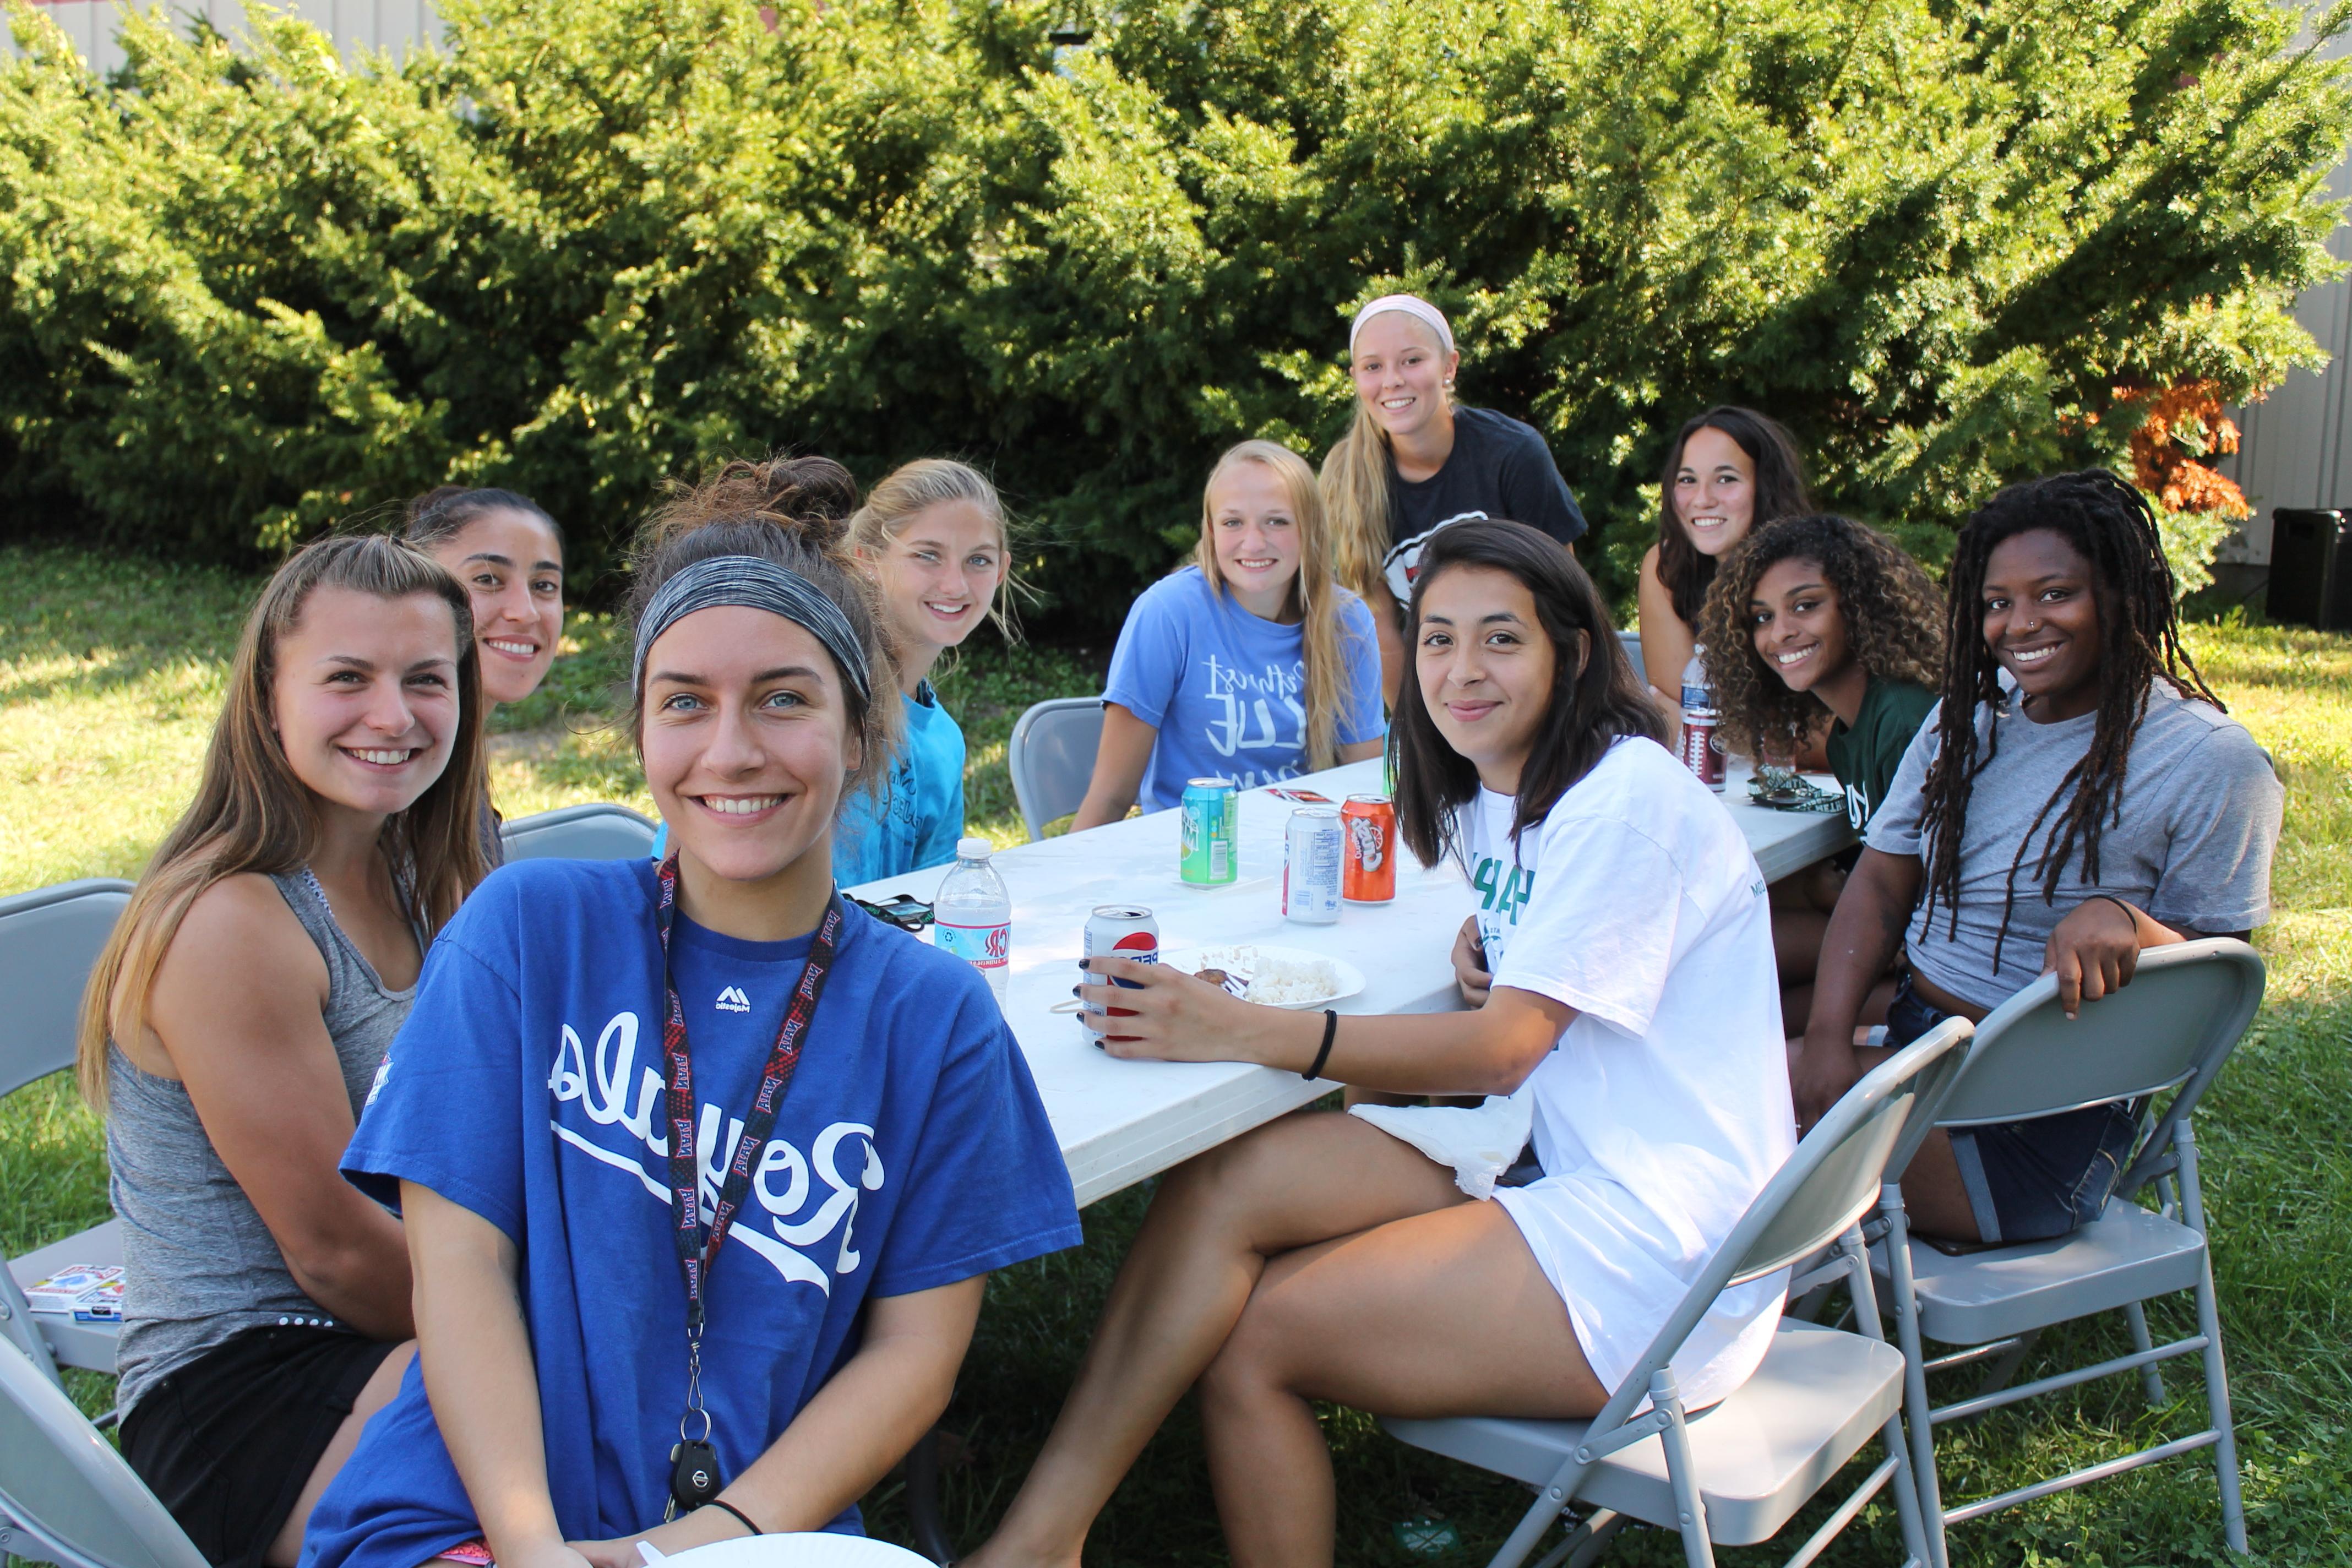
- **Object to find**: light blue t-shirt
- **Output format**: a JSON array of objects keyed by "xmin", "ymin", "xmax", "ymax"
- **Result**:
[
  {"xmin": 1103, "ymin": 566, "xmax": 1385, "ymax": 812},
  {"xmin": 300, "ymin": 859, "xmax": 1080, "ymax": 1568},
  {"xmin": 645, "ymin": 682, "xmax": 965, "ymax": 887},
  {"xmin": 836, "ymin": 681, "xmax": 967, "ymax": 887}
]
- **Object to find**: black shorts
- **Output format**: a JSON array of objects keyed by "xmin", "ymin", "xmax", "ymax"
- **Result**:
[
  {"xmin": 119, "ymin": 1324, "xmax": 400, "ymax": 1568},
  {"xmin": 1885, "ymin": 974, "xmax": 2142, "ymax": 1245}
]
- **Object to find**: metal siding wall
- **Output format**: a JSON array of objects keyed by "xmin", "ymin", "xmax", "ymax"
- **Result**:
[
  {"xmin": 11, "ymin": 1, "xmax": 441, "ymax": 68},
  {"xmin": 2214, "ymin": 155, "xmax": 2352, "ymax": 563},
  {"xmin": 2214, "ymin": 9, "xmax": 2352, "ymax": 564}
]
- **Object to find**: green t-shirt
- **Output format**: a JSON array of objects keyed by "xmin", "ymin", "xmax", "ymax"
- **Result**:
[{"xmin": 1823, "ymin": 677, "xmax": 1937, "ymax": 830}]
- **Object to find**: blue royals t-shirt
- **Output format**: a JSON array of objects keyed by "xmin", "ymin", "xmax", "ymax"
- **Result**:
[
  {"xmin": 1104, "ymin": 566, "xmax": 1386, "ymax": 812},
  {"xmin": 300, "ymin": 859, "xmax": 1080, "ymax": 1568},
  {"xmin": 834, "ymin": 681, "xmax": 967, "ymax": 888}
]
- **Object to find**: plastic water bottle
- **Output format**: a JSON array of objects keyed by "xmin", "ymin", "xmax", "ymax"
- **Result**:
[
  {"xmin": 933, "ymin": 837, "xmax": 1011, "ymax": 1001},
  {"xmin": 1679, "ymin": 647, "xmax": 1725, "ymax": 792}
]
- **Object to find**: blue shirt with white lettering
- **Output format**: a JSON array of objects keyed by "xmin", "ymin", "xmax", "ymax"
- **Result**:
[
  {"xmin": 1103, "ymin": 565, "xmax": 1385, "ymax": 812},
  {"xmin": 300, "ymin": 858, "xmax": 1080, "ymax": 1568}
]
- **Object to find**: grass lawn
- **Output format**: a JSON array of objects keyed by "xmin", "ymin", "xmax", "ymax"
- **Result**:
[{"xmin": 4, "ymin": 541, "xmax": 2349, "ymax": 1566}]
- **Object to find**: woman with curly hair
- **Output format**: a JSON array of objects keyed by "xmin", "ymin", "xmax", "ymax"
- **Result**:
[
  {"xmin": 1701, "ymin": 513, "xmax": 1944, "ymax": 830},
  {"xmin": 1792, "ymin": 471, "xmax": 2280, "ymax": 1245},
  {"xmin": 1702, "ymin": 514, "xmax": 1945, "ymax": 1031}
]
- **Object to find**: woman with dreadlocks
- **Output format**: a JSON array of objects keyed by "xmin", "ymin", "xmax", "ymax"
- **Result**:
[{"xmin": 1789, "ymin": 470, "xmax": 2281, "ymax": 1244}]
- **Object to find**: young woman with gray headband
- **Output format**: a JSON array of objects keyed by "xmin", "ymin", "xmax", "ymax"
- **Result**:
[{"xmin": 301, "ymin": 461, "xmax": 1081, "ymax": 1568}]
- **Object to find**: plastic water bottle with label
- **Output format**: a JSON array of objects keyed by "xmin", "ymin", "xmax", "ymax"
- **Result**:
[{"xmin": 933, "ymin": 837, "xmax": 1012, "ymax": 1001}]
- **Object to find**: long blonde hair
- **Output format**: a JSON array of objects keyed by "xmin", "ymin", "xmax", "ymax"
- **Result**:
[
  {"xmin": 78, "ymin": 536, "xmax": 489, "ymax": 1108},
  {"xmin": 846, "ymin": 458, "xmax": 1020, "ymax": 649},
  {"xmin": 1197, "ymin": 440, "xmax": 1360, "ymax": 772},
  {"xmin": 1318, "ymin": 311, "xmax": 1455, "ymax": 608}
]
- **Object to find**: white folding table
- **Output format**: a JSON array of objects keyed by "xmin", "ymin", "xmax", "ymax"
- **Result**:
[
  {"xmin": 10, "ymin": 758, "xmax": 1850, "ymax": 1373},
  {"xmin": 847, "ymin": 755, "xmax": 1852, "ymax": 1208}
]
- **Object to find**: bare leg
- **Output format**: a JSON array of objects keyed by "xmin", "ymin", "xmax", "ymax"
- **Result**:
[
  {"xmin": 1848, "ymin": 1044, "xmax": 1979, "ymax": 1242},
  {"xmin": 964, "ymin": 1113, "xmax": 1463, "ymax": 1567},
  {"xmin": 1200, "ymin": 1200, "xmax": 1606, "ymax": 1568},
  {"xmin": 266, "ymin": 1341, "xmax": 416, "ymax": 1567}
]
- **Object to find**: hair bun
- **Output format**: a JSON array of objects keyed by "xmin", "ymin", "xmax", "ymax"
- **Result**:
[{"xmin": 701, "ymin": 454, "xmax": 858, "ymax": 549}]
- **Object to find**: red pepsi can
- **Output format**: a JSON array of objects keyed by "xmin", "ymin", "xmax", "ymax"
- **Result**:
[{"xmin": 1081, "ymin": 905, "xmax": 1159, "ymax": 1043}]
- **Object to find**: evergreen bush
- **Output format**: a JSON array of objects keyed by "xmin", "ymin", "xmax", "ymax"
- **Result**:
[{"xmin": 0, "ymin": 0, "xmax": 2345, "ymax": 618}]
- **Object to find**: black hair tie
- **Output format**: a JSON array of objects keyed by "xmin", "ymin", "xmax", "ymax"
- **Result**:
[
  {"xmin": 703, "ymin": 1499, "xmax": 763, "ymax": 1538},
  {"xmin": 1304, "ymin": 1010, "xmax": 1339, "ymax": 1081}
]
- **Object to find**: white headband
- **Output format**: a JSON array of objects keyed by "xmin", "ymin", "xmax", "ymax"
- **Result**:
[{"xmin": 1348, "ymin": 293, "xmax": 1455, "ymax": 357}]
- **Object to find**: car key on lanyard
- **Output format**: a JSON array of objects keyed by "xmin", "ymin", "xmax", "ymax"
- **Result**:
[{"xmin": 651, "ymin": 854, "xmax": 846, "ymax": 1521}]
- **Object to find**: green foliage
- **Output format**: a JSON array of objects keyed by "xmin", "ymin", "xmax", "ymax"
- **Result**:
[
  {"xmin": 0, "ymin": 0, "xmax": 2346, "ymax": 621},
  {"xmin": 2160, "ymin": 505, "xmax": 2238, "ymax": 597}
]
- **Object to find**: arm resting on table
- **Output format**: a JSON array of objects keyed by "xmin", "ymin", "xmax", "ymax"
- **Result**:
[{"xmin": 1082, "ymin": 957, "xmax": 1572, "ymax": 1099}]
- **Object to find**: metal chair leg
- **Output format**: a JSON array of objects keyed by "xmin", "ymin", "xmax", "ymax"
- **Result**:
[
  {"xmin": 1649, "ymin": 1370, "xmax": 1715, "ymax": 1568},
  {"xmin": 905, "ymin": 1425, "xmax": 955, "ymax": 1564},
  {"xmin": 2176, "ymin": 1129, "xmax": 2248, "ymax": 1554},
  {"xmin": 2122, "ymin": 1301, "xmax": 2168, "ymax": 1406},
  {"xmin": 1880, "ymin": 1190, "xmax": 1951, "ymax": 1568},
  {"xmin": 1841, "ymin": 1223, "xmax": 1930, "ymax": 1568},
  {"xmin": 1967, "ymin": 1329, "xmax": 2041, "ymax": 1411}
]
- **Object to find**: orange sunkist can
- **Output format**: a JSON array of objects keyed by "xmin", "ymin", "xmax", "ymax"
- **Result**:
[{"xmin": 1341, "ymin": 793, "xmax": 1397, "ymax": 904}]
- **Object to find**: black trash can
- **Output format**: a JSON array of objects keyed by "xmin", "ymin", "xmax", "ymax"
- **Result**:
[{"xmin": 2267, "ymin": 509, "xmax": 2352, "ymax": 630}]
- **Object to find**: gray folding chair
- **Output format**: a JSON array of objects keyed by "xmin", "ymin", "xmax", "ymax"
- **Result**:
[
  {"xmin": 0, "ymin": 1337, "xmax": 207, "ymax": 1568},
  {"xmin": 1617, "ymin": 629, "xmax": 1645, "ymax": 683},
  {"xmin": 1386, "ymin": 1016, "xmax": 1974, "ymax": 1568},
  {"xmin": 1007, "ymin": 697, "xmax": 1104, "ymax": 842},
  {"xmin": 0, "ymin": 879, "xmax": 133, "ymax": 1387},
  {"xmin": 499, "ymin": 802, "xmax": 658, "ymax": 862},
  {"xmin": 1871, "ymin": 938, "xmax": 2265, "ymax": 1564}
]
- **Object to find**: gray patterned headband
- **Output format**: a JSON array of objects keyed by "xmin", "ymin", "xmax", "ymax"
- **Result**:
[{"xmin": 632, "ymin": 554, "xmax": 871, "ymax": 705}]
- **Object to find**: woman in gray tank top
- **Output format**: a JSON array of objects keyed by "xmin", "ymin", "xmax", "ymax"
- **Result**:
[{"xmin": 79, "ymin": 535, "xmax": 491, "ymax": 1568}]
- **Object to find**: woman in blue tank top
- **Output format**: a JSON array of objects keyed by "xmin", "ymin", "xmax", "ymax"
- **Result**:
[{"xmin": 80, "ymin": 535, "xmax": 490, "ymax": 1568}]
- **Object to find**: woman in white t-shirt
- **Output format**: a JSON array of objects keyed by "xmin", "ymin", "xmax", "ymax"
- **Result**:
[{"xmin": 963, "ymin": 519, "xmax": 1795, "ymax": 1568}]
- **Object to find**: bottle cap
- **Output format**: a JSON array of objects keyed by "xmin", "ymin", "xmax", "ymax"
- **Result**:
[{"xmin": 957, "ymin": 836, "xmax": 992, "ymax": 860}]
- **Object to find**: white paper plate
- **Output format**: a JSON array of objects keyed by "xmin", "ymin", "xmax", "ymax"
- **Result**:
[
  {"xmin": 1161, "ymin": 944, "xmax": 1366, "ymax": 1010},
  {"xmin": 652, "ymin": 1534, "xmax": 930, "ymax": 1568}
]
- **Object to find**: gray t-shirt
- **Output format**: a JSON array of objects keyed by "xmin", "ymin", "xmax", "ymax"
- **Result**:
[{"xmin": 1867, "ymin": 683, "xmax": 2282, "ymax": 1012}]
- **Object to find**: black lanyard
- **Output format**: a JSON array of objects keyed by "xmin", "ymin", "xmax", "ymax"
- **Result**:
[{"xmin": 651, "ymin": 853, "xmax": 846, "ymax": 1512}]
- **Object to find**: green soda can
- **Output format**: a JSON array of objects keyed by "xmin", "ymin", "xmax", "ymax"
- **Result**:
[{"xmin": 1179, "ymin": 777, "xmax": 1238, "ymax": 886}]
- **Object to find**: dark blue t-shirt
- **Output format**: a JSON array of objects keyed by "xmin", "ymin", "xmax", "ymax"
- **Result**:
[{"xmin": 300, "ymin": 859, "xmax": 1080, "ymax": 1568}]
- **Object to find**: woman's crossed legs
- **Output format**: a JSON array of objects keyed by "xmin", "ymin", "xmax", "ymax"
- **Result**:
[{"xmin": 966, "ymin": 1110, "xmax": 1605, "ymax": 1568}]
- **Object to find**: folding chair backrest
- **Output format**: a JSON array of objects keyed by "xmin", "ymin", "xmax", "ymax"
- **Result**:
[
  {"xmin": 1617, "ymin": 629, "xmax": 1645, "ymax": 683},
  {"xmin": 1577, "ymin": 1019, "xmax": 1970, "ymax": 1436},
  {"xmin": 0, "ymin": 1338, "xmax": 210, "ymax": 1568},
  {"xmin": 1009, "ymin": 698, "xmax": 1105, "ymax": 842},
  {"xmin": 1726, "ymin": 1017, "xmax": 1977, "ymax": 1286},
  {"xmin": 0, "ymin": 879, "xmax": 131, "ymax": 1101},
  {"xmin": 500, "ymin": 803, "xmax": 658, "ymax": 863},
  {"xmin": 1931, "ymin": 938, "xmax": 2264, "ymax": 1130}
]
